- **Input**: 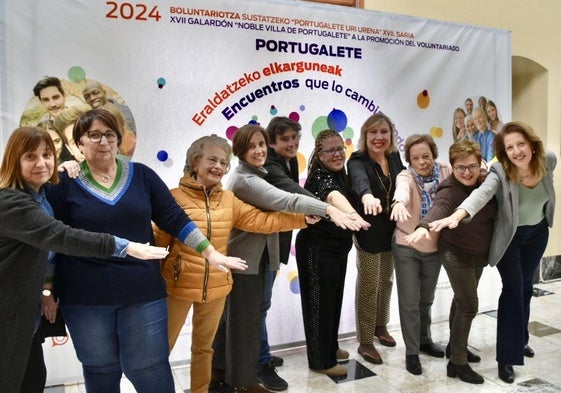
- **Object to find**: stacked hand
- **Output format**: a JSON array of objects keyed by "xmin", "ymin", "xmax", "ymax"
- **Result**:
[{"xmin": 327, "ymin": 206, "xmax": 371, "ymax": 231}]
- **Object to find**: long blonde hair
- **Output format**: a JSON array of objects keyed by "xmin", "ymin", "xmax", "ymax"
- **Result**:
[{"xmin": 357, "ymin": 113, "xmax": 398, "ymax": 153}]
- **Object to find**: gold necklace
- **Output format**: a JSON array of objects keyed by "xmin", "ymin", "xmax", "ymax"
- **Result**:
[{"xmin": 375, "ymin": 167, "xmax": 392, "ymax": 214}]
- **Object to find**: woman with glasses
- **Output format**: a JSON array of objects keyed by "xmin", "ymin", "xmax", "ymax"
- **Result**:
[
  {"xmin": 46, "ymin": 109, "xmax": 247, "ymax": 393},
  {"xmin": 405, "ymin": 140, "xmax": 497, "ymax": 384},
  {"xmin": 430, "ymin": 122, "xmax": 556, "ymax": 384},
  {"xmin": 153, "ymin": 134, "xmax": 311, "ymax": 393},
  {"xmin": 295, "ymin": 130, "xmax": 370, "ymax": 377},
  {"xmin": 0, "ymin": 127, "xmax": 169, "ymax": 393}
]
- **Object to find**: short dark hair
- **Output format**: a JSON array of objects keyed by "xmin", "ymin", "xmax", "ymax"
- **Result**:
[
  {"xmin": 404, "ymin": 134, "xmax": 438, "ymax": 163},
  {"xmin": 73, "ymin": 109, "xmax": 122, "ymax": 148},
  {"xmin": 232, "ymin": 124, "xmax": 268, "ymax": 160},
  {"xmin": 265, "ymin": 116, "xmax": 301, "ymax": 144},
  {"xmin": 33, "ymin": 76, "xmax": 65, "ymax": 98}
]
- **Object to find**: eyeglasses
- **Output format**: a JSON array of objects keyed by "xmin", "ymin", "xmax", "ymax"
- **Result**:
[
  {"xmin": 453, "ymin": 163, "xmax": 479, "ymax": 173},
  {"xmin": 204, "ymin": 156, "xmax": 229, "ymax": 169},
  {"xmin": 320, "ymin": 146, "xmax": 345, "ymax": 156},
  {"xmin": 85, "ymin": 130, "xmax": 119, "ymax": 143}
]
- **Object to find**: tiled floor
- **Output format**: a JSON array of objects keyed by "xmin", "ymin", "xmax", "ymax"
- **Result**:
[{"xmin": 47, "ymin": 280, "xmax": 561, "ymax": 392}]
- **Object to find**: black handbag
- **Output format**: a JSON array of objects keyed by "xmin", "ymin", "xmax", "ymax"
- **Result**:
[{"xmin": 38, "ymin": 308, "xmax": 67, "ymax": 338}]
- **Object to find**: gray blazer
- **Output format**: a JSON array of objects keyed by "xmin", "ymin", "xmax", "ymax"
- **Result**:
[
  {"xmin": 227, "ymin": 161, "xmax": 328, "ymax": 275},
  {"xmin": 459, "ymin": 151, "xmax": 556, "ymax": 266}
]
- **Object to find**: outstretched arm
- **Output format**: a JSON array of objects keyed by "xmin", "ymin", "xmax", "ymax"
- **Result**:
[
  {"xmin": 325, "ymin": 191, "xmax": 370, "ymax": 230},
  {"xmin": 429, "ymin": 209, "xmax": 469, "ymax": 232},
  {"xmin": 201, "ymin": 244, "xmax": 247, "ymax": 273}
]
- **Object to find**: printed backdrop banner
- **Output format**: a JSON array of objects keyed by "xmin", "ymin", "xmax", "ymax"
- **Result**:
[{"xmin": 0, "ymin": 0, "xmax": 510, "ymax": 384}]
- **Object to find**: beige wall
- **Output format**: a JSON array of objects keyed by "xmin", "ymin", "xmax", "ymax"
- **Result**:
[{"xmin": 365, "ymin": 0, "xmax": 561, "ymax": 258}]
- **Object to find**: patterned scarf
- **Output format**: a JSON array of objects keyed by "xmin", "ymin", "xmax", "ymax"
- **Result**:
[{"xmin": 410, "ymin": 164, "xmax": 440, "ymax": 217}]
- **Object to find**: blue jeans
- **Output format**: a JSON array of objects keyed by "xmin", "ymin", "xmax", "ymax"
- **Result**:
[
  {"xmin": 63, "ymin": 298, "xmax": 174, "ymax": 393},
  {"xmin": 259, "ymin": 267, "xmax": 276, "ymax": 365},
  {"xmin": 496, "ymin": 219, "xmax": 549, "ymax": 366}
]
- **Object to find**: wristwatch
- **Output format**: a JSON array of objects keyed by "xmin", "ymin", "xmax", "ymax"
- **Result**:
[{"xmin": 42, "ymin": 288, "xmax": 52, "ymax": 297}]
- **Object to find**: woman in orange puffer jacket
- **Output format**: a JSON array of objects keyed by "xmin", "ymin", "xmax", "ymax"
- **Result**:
[{"xmin": 153, "ymin": 134, "xmax": 308, "ymax": 393}]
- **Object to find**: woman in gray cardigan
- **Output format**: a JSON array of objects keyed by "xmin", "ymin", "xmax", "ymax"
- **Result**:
[
  {"xmin": 212, "ymin": 124, "xmax": 369, "ymax": 392},
  {"xmin": 430, "ymin": 121, "xmax": 556, "ymax": 384}
]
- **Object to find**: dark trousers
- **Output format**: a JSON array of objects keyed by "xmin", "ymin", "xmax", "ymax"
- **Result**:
[
  {"xmin": 213, "ymin": 259, "xmax": 266, "ymax": 387},
  {"xmin": 295, "ymin": 231, "xmax": 351, "ymax": 370},
  {"xmin": 440, "ymin": 248, "xmax": 487, "ymax": 365},
  {"xmin": 259, "ymin": 266, "xmax": 276, "ymax": 365},
  {"xmin": 496, "ymin": 219, "xmax": 549, "ymax": 366},
  {"xmin": 20, "ymin": 331, "xmax": 46, "ymax": 393}
]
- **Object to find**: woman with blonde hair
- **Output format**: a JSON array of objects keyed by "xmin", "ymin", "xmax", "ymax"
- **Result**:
[
  {"xmin": 451, "ymin": 108, "xmax": 466, "ymax": 142},
  {"xmin": 486, "ymin": 100, "xmax": 504, "ymax": 134},
  {"xmin": 347, "ymin": 113, "xmax": 405, "ymax": 364}
]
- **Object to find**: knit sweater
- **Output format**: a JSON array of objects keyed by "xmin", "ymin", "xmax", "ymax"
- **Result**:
[
  {"xmin": 227, "ymin": 161, "xmax": 326, "ymax": 275},
  {"xmin": 422, "ymin": 175, "xmax": 497, "ymax": 255},
  {"xmin": 47, "ymin": 159, "xmax": 208, "ymax": 305}
]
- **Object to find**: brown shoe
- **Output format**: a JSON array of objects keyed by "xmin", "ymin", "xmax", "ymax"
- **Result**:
[
  {"xmin": 375, "ymin": 326, "xmax": 396, "ymax": 347},
  {"xmin": 236, "ymin": 383, "xmax": 274, "ymax": 392},
  {"xmin": 358, "ymin": 343, "xmax": 383, "ymax": 364},
  {"xmin": 311, "ymin": 364, "xmax": 348, "ymax": 377},
  {"xmin": 336, "ymin": 348, "xmax": 350, "ymax": 360}
]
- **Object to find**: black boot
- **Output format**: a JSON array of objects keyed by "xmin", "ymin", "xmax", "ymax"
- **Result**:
[
  {"xmin": 405, "ymin": 355, "xmax": 422, "ymax": 375},
  {"xmin": 447, "ymin": 362, "xmax": 484, "ymax": 384},
  {"xmin": 498, "ymin": 364, "xmax": 514, "ymax": 383}
]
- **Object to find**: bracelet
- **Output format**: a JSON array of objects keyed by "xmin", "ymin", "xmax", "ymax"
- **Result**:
[{"xmin": 390, "ymin": 200, "xmax": 402, "ymax": 209}]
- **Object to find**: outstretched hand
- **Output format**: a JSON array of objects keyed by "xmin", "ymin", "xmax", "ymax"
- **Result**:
[
  {"xmin": 205, "ymin": 247, "xmax": 247, "ymax": 272},
  {"xmin": 327, "ymin": 207, "xmax": 371, "ymax": 231},
  {"xmin": 403, "ymin": 227, "xmax": 431, "ymax": 244},
  {"xmin": 126, "ymin": 242, "xmax": 170, "ymax": 260},
  {"xmin": 429, "ymin": 208, "xmax": 469, "ymax": 232},
  {"xmin": 361, "ymin": 194, "xmax": 383, "ymax": 216},
  {"xmin": 389, "ymin": 201, "xmax": 411, "ymax": 222},
  {"xmin": 305, "ymin": 215, "xmax": 321, "ymax": 225}
]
